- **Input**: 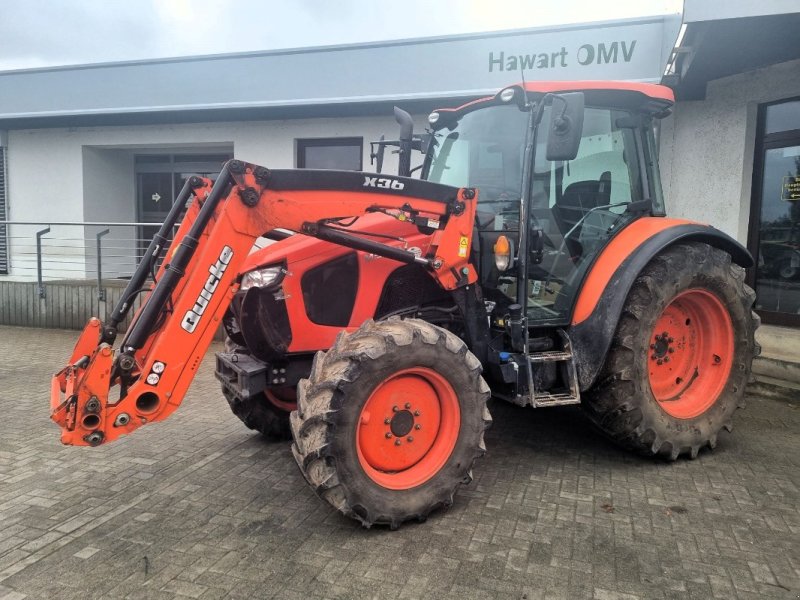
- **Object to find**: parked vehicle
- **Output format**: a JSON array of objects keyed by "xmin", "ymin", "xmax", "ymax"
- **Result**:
[{"xmin": 52, "ymin": 82, "xmax": 759, "ymax": 528}]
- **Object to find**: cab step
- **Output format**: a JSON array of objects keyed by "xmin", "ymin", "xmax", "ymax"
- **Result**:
[
  {"xmin": 529, "ymin": 330, "xmax": 581, "ymax": 408},
  {"xmin": 529, "ymin": 350, "xmax": 572, "ymax": 363},
  {"xmin": 532, "ymin": 391, "xmax": 581, "ymax": 406}
]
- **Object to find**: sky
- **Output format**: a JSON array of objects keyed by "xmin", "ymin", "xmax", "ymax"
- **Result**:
[{"xmin": 0, "ymin": 0, "xmax": 683, "ymax": 72}]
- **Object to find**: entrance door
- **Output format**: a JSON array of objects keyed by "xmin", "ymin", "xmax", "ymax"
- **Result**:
[
  {"xmin": 135, "ymin": 153, "xmax": 231, "ymax": 258},
  {"xmin": 137, "ymin": 171, "xmax": 173, "ymax": 257},
  {"xmin": 750, "ymin": 120, "xmax": 800, "ymax": 326}
]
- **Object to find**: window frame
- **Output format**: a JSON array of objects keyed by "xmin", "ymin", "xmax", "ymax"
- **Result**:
[{"xmin": 746, "ymin": 96, "xmax": 800, "ymax": 327}]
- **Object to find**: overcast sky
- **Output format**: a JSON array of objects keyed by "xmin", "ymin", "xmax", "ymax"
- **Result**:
[{"xmin": 0, "ymin": 0, "xmax": 682, "ymax": 72}]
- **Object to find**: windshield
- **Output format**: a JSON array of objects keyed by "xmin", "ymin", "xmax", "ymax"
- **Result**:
[{"xmin": 426, "ymin": 105, "xmax": 529, "ymax": 216}]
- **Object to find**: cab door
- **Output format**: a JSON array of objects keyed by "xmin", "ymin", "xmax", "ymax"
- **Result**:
[{"xmin": 522, "ymin": 106, "xmax": 649, "ymax": 325}]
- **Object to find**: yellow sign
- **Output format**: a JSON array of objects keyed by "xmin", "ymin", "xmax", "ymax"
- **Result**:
[
  {"xmin": 782, "ymin": 176, "xmax": 800, "ymax": 202},
  {"xmin": 458, "ymin": 236, "xmax": 469, "ymax": 258}
]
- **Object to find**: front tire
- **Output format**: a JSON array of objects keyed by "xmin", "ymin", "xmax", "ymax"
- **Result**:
[
  {"xmin": 290, "ymin": 317, "xmax": 491, "ymax": 528},
  {"xmin": 584, "ymin": 242, "xmax": 759, "ymax": 460},
  {"xmin": 223, "ymin": 386, "xmax": 295, "ymax": 440},
  {"xmin": 222, "ymin": 336, "xmax": 295, "ymax": 440}
]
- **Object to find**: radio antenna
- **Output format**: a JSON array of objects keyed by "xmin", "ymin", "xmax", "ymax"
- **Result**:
[{"xmin": 520, "ymin": 68, "xmax": 531, "ymax": 109}]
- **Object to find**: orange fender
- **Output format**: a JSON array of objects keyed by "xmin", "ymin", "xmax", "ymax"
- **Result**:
[{"xmin": 567, "ymin": 217, "xmax": 752, "ymax": 390}]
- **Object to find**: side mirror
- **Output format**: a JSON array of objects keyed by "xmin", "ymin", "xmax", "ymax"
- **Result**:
[
  {"xmin": 545, "ymin": 92, "xmax": 584, "ymax": 162},
  {"xmin": 414, "ymin": 133, "xmax": 432, "ymax": 155}
]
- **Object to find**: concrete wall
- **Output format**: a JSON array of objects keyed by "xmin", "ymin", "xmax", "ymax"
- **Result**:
[
  {"xmin": 0, "ymin": 278, "xmax": 226, "ymax": 339},
  {"xmin": 659, "ymin": 58, "xmax": 800, "ymax": 243},
  {"xmin": 82, "ymin": 147, "xmax": 135, "ymax": 278},
  {"xmin": 3, "ymin": 113, "xmax": 424, "ymax": 281},
  {"xmin": 6, "ymin": 127, "xmax": 87, "ymax": 281}
]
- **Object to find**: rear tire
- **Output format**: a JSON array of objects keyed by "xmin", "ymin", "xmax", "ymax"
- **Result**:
[
  {"xmin": 584, "ymin": 242, "xmax": 759, "ymax": 460},
  {"xmin": 290, "ymin": 317, "xmax": 491, "ymax": 528}
]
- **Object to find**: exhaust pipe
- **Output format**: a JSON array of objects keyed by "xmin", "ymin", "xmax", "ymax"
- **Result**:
[{"xmin": 394, "ymin": 106, "xmax": 413, "ymax": 178}]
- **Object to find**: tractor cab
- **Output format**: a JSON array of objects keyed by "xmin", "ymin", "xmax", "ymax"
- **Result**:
[{"xmin": 422, "ymin": 82, "xmax": 673, "ymax": 327}]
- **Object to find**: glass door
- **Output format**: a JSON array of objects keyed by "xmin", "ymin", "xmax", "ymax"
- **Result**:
[
  {"xmin": 137, "ymin": 171, "xmax": 174, "ymax": 258},
  {"xmin": 751, "ymin": 139, "xmax": 800, "ymax": 326},
  {"xmin": 135, "ymin": 153, "xmax": 231, "ymax": 260}
]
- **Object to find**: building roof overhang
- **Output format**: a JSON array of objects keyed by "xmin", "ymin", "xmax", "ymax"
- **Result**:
[
  {"xmin": 0, "ymin": 15, "xmax": 680, "ymax": 129},
  {"xmin": 665, "ymin": 1, "xmax": 800, "ymax": 101}
]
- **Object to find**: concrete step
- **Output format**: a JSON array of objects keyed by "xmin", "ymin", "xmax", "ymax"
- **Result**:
[
  {"xmin": 751, "ymin": 324, "xmax": 800, "ymax": 396},
  {"xmin": 752, "ymin": 355, "xmax": 800, "ymax": 385},
  {"xmin": 756, "ymin": 324, "xmax": 800, "ymax": 366},
  {"xmin": 748, "ymin": 375, "xmax": 800, "ymax": 402}
]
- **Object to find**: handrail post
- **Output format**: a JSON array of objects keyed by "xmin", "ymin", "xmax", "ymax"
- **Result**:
[
  {"xmin": 96, "ymin": 228, "xmax": 110, "ymax": 301},
  {"xmin": 36, "ymin": 226, "xmax": 50, "ymax": 299}
]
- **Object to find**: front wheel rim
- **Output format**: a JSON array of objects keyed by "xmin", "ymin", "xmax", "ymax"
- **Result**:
[
  {"xmin": 356, "ymin": 368, "xmax": 461, "ymax": 490},
  {"xmin": 264, "ymin": 387, "xmax": 297, "ymax": 412},
  {"xmin": 648, "ymin": 289, "xmax": 735, "ymax": 419}
]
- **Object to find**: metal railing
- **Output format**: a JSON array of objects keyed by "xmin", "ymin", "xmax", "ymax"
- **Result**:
[{"xmin": 0, "ymin": 220, "xmax": 169, "ymax": 300}]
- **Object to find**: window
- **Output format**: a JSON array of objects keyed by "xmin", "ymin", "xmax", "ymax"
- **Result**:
[
  {"xmin": 296, "ymin": 138, "xmax": 363, "ymax": 170},
  {"xmin": 557, "ymin": 108, "xmax": 641, "ymax": 207},
  {"xmin": 526, "ymin": 107, "xmax": 643, "ymax": 258},
  {"xmin": 427, "ymin": 104, "xmax": 527, "ymax": 203}
]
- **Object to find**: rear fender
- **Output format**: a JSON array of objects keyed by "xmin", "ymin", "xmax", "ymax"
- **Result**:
[{"xmin": 568, "ymin": 218, "xmax": 752, "ymax": 391}]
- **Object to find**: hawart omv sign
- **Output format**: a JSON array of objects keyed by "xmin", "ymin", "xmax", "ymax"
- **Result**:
[
  {"xmin": 487, "ymin": 41, "xmax": 637, "ymax": 73},
  {"xmin": 0, "ymin": 15, "xmax": 680, "ymax": 124},
  {"xmin": 471, "ymin": 17, "xmax": 680, "ymax": 86}
]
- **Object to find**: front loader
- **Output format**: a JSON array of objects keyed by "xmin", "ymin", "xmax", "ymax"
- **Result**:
[{"xmin": 51, "ymin": 81, "xmax": 758, "ymax": 528}]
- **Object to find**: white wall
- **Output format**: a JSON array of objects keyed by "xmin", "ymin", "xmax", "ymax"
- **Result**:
[
  {"xmin": 659, "ymin": 58, "xmax": 800, "ymax": 242},
  {"xmin": 82, "ymin": 147, "xmax": 135, "ymax": 278},
  {"xmin": 4, "ymin": 113, "xmax": 428, "ymax": 280},
  {"xmin": 6, "ymin": 128, "xmax": 87, "ymax": 281}
]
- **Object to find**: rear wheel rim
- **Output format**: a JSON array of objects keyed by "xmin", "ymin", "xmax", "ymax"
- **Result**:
[
  {"xmin": 648, "ymin": 289, "xmax": 734, "ymax": 419},
  {"xmin": 356, "ymin": 368, "xmax": 460, "ymax": 490}
]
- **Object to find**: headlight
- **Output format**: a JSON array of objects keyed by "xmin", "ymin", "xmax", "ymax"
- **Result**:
[
  {"xmin": 239, "ymin": 265, "xmax": 284, "ymax": 291},
  {"xmin": 428, "ymin": 112, "xmax": 440, "ymax": 125},
  {"xmin": 499, "ymin": 87, "xmax": 516, "ymax": 103}
]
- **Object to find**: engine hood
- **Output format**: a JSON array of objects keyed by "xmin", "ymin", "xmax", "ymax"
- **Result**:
[{"xmin": 238, "ymin": 212, "xmax": 431, "ymax": 274}]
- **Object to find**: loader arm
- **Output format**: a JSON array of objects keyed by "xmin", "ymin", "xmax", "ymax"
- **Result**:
[{"xmin": 51, "ymin": 160, "xmax": 478, "ymax": 446}]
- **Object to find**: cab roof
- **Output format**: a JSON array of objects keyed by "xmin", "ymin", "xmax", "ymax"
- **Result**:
[
  {"xmin": 520, "ymin": 80, "xmax": 673, "ymax": 102},
  {"xmin": 435, "ymin": 81, "xmax": 674, "ymax": 120}
]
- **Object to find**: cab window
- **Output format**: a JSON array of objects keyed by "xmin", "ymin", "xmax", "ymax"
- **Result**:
[{"xmin": 523, "ymin": 106, "xmax": 645, "ymax": 322}]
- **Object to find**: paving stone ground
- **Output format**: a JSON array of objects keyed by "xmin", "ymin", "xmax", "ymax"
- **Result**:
[{"xmin": 0, "ymin": 325, "xmax": 797, "ymax": 600}]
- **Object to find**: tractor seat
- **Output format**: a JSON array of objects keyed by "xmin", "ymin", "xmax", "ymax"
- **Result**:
[{"xmin": 552, "ymin": 171, "xmax": 612, "ymax": 238}]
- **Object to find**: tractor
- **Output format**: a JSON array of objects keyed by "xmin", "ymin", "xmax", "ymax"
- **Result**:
[{"xmin": 51, "ymin": 81, "xmax": 759, "ymax": 529}]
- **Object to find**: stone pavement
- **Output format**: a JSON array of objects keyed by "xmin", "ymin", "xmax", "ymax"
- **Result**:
[{"xmin": 0, "ymin": 325, "xmax": 797, "ymax": 600}]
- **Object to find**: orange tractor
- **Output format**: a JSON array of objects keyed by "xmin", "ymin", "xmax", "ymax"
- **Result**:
[{"xmin": 51, "ymin": 82, "xmax": 758, "ymax": 528}]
